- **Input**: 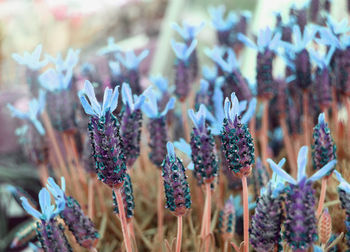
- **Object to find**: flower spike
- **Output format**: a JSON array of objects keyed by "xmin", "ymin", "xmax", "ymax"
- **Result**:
[
  {"xmin": 116, "ymin": 49, "xmax": 149, "ymax": 70},
  {"xmin": 171, "ymin": 21, "xmax": 205, "ymax": 41}
]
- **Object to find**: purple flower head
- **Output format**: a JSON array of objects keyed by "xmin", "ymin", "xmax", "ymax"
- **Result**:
[
  {"xmin": 112, "ymin": 173, "xmax": 135, "ymax": 220},
  {"xmin": 7, "ymin": 90, "xmax": 46, "ymax": 135},
  {"xmin": 220, "ymin": 93, "xmax": 255, "ymax": 178},
  {"xmin": 120, "ymin": 83, "xmax": 149, "ymax": 167},
  {"xmin": 188, "ymin": 105, "xmax": 219, "ymax": 184},
  {"xmin": 46, "ymin": 177, "xmax": 99, "ymax": 249},
  {"xmin": 20, "ymin": 188, "xmax": 71, "ymax": 252},
  {"xmin": 98, "ymin": 37, "xmax": 121, "ymax": 56},
  {"xmin": 171, "ymin": 21, "xmax": 205, "ymax": 42},
  {"xmin": 116, "ymin": 49, "xmax": 149, "ymax": 71},
  {"xmin": 309, "ymin": 0, "xmax": 320, "ymax": 23},
  {"xmin": 161, "ymin": 142, "xmax": 191, "ymax": 216},
  {"xmin": 79, "ymin": 80, "xmax": 126, "ymax": 187},
  {"xmin": 251, "ymin": 158, "xmax": 270, "ymax": 198},
  {"xmin": 250, "ymin": 162, "xmax": 286, "ymax": 252},
  {"xmin": 142, "ymin": 90, "xmax": 175, "ymax": 166},
  {"xmin": 312, "ymin": 113, "xmax": 336, "ymax": 173},
  {"xmin": 12, "ymin": 44, "xmax": 48, "ymax": 70},
  {"xmin": 218, "ymin": 196, "xmax": 235, "ymax": 240},
  {"xmin": 268, "ymin": 147, "xmax": 337, "ymax": 251}
]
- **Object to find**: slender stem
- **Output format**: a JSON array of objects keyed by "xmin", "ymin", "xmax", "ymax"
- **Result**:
[
  {"xmin": 200, "ymin": 186, "xmax": 208, "ymax": 238},
  {"xmin": 302, "ymin": 91, "xmax": 310, "ymax": 148},
  {"xmin": 345, "ymin": 97, "xmax": 350, "ymax": 145},
  {"xmin": 176, "ymin": 216, "xmax": 183, "ymax": 252},
  {"xmin": 128, "ymin": 221, "xmax": 136, "ymax": 242},
  {"xmin": 204, "ymin": 183, "xmax": 212, "ymax": 252},
  {"xmin": 223, "ymin": 240, "xmax": 228, "ymax": 252},
  {"xmin": 317, "ymin": 177, "xmax": 328, "ymax": 218},
  {"xmin": 114, "ymin": 187, "xmax": 132, "ymax": 252},
  {"xmin": 242, "ymin": 176, "xmax": 249, "ymax": 252},
  {"xmin": 157, "ymin": 170, "xmax": 164, "ymax": 242},
  {"xmin": 261, "ymin": 99, "xmax": 269, "ymax": 170},
  {"xmin": 88, "ymin": 178, "xmax": 94, "ymax": 219},
  {"xmin": 89, "ymin": 248, "xmax": 98, "ymax": 252},
  {"xmin": 279, "ymin": 117, "xmax": 297, "ymax": 178},
  {"xmin": 181, "ymin": 102, "xmax": 190, "ymax": 143},
  {"xmin": 249, "ymin": 116, "xmax": 259, "ymax": 157}
]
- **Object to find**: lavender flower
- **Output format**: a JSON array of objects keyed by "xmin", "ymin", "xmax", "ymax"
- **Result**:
[
  {"xmin": 161, "ymin": 142, "xmax": 191, "ymax": 216},
  {"xmin": 171, "ymin": 39, "xmax": 198, "ymax": 101},
  {"xmin": 310, "ymin": 47, "xmax": 335, "ymax": 108},
  {"xmin": 12, "ymin": 44, "xmax": 48, "ymax": 71},
  {"xmin": 112, "ymin": 174, "xmax": 135, "ymax": 220},
  {"xmin": 150, "ymin": 76, "xmax": 173, "ymax": 111},
  {"xmin": 281, "ymin": 25, "xmax": 316, "ymax": 91},
  {"xmin": 312, "ymin": 113, "xmax": 336, "ymax": 173},
  {"xmin": 220, "ymin": 93, "xmax": 255, "ymax": 178},
  {"xmin": 116, "ymin": 49, "xmax": 149, "ymax": 95},
  {"xmin": 268, "ymin": 146, "xmax": 337, "ymax": 251},
  {"xmin": 79, "ymin": 80, "xmax": 126, "ymax": 188},
  {"xmin": 238, "ymin": 28, "xmax": 281, "ymax": 98},
  {"xmin": 208, "ymin": 5, "xmax": 237, "ymax": 46},
  {"xmin": 251, "ymin": 158, "xmax": 270, "ymax": 199},
  {"xmin": 218, "ymin": 196, "xmax": 235, "ymax": 240},
  {"xmin": 171, "ymin": 21, "xmax": 204, "ymax": 80},
  {"xmin": 39, "ymin": 50, "xmax": 79, "ymax": 131},
  {"xmin": 334, "ymin": 171, "xmax": 350, "ymax": 248},
  {"xmin": 120, "ymin": 83, "xmax": 149, "ymax": 167},
  {"xmin": 47, "ymin": 177, "xmax": 99, "ymax": 249},
  {"xmin": 98, "ymin": 37, "xmax": 121, "ymax": 57},
  {"xmin": 250, "ymin": 160, "xmax": 286, "ymax": 252},
  {"xmin": 194, "ymin": 80, "xmax": 211, "ymax": 111},
  {"xmin": 142, "ymin": 90, "xmax": 175, "ymax": 167},
  {"xmin": 20, "ymin": 188, "xmax": 71, "ymax": 252},
  {"xmin": 188, "ymin": 104, "xmax": 219, "ymax": 184},
  {"xmin": 206, "ymin": 47, "xmax": 252, "ymax": 101},
  {"xmin": 109, "ymin": 60, "xmax": 125, "ymax": 88}
]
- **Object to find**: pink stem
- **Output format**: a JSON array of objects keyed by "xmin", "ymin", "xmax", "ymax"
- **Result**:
[
  {"xmin": 114, "ymin": 187, "xmax": 132, "ymax": 252},
  {"xmin": 242, "ymin": 176, "xmax": 249, "ymax": 252},
  {"xmin": 204, "ymin": 183, "xmax": 212, "ymax": 252},
  {"xmin": 317, "ymin": 177, "xmax": 328, "ymax": 218},
  {"xmin": 176, "ymin": 216, "xmax": 183, "ymax": 252}
]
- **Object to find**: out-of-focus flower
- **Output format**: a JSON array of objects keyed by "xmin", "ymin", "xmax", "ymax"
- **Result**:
[{"xmin": 12, "ymin": 44, "xmax": 48, "ymax": 70}]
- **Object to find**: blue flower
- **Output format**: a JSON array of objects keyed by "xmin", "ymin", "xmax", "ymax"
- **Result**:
[
  {"xmin": 171, "ymin": 21, "xmax": 205, "ymax": 41},
  {"xmin": 334, "ymin": 170, "xmax": 350, "ymax": 193},
  {"xmin": 7, "ymin": 90, "xmax": 46, "ymax": 135},
  {"xmin": 202, "ymin": 65, "xmax": 218, "ymax": 81},
  {"xmin": 12, "ymin": 44, "xmax": 48, "ymax": 70},
  {"xmin": 261, "ymin": 158, "xmax": 287, "ymax": 198},
  {"xmin": 173, "ymin": 138, "xmax": 194, "ymax": 170},
  {"xmin": 223, "ymin": 93, "xmax": 256, "ymax": 124},
  {"xmin": 309, "ymin": 46, "xmax": 335, "ymax": 69},
  {"xmin": 233, "ymin": 194, "xmax": 256, "ymax": 217},
  {"xmin": 46, "ymin": 177, "xmax": 66, "ymax": 212},
  {"xmin": 98, "ymin": 37, "xmax": 121, "ymax": 55},
  {"xmin": 141, "ymin": 89, "xmax": 175, "ymax": 118},
  {"xmin": 267, "ymin": 146, "xmax": 337, "ymax": 185},
  {"xmin": 208, "ymin": 5, "xmax": 237, "ymax": 31},
  {"xmin": 326, "ymin": 15, "xmax": 350, "ymax": 35},
  {"xmin": 188, "ymin": 104, "xmax": 207, "ymax": 131},
  {"xmin": 109, "ymin": 60, "xmax": 122, "ymax": 76},
  {"xmin": 116, "ymin": 49, "xmax": 149, "ymax": 70},
  {"xmin": 39, "ymin": 68, "xmax": 73, "ymax": 91},
  {"xmin": 206, "ymin": 47, "xmax": 238, "ymax": 73},
  {"xmin": 171, "ymin": 39, "xmax": 198, "ymax": 61},
  {"xmin": 281, "ymin": 25, "xmax": 316, "ymax": 53},
  {"xmin": 46, "ymin": 48, "xmax": 80, "ymax": 73},
  {"xmin": 78, "ymin": 80, "xmax": 119, "ymax": 118},
  {"xmin": 121, "ymin": 82, "xmax": 150, "ymax": 112},
  {"xmin": 21, "ymin": 187, "xmax": 65, "ymax": 220},
  {"xmin": 150, "ymin": 75, "xmax": 169, "ymax": 93},
  {"xmin": 238, "ymin": 27, "xmax": 281, "ymax": 53}
]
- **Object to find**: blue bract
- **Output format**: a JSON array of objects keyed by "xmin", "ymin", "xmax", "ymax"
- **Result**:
[
  {"xmin": 171, "ymin": 21, "xmax": 205, "ymax": 42},
  {"xmin": 12, "ymin": 44, "xmax": 48, "ymax": 70},
  {"xmin": 142, "ymin": 89, "xmax": 175, "ymax": 118},
  {"xmin": 116, "ymin": 49, "xmax": 149, "ymax": 70},
  {"xmin": 171, "ymin": 39, "xmax": 198, "ymax": 61}
]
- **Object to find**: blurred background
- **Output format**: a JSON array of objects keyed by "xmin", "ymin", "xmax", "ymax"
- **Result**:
[{"xmin": 0, "ymin": 0, "xmax": 348, "ymax": 251}]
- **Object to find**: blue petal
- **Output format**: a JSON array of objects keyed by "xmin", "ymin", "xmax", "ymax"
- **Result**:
[
  {"xmin": 308, "ymin": 160, "xmax": 337, "ymax": 182},
  {"xmin": 7, "ymin": 104, "xmax": 28, "ymax": 119},
  {"xmin": 109, "ymin": 86, "xmax": 120, "ymax": 113},
  {"xmin": 38, "ymin": 188, "xmax": 52, "ymax": 220},
  {"xmin": 313, "ymin": 245, "xmax": 322, "ymax": 252},
  {"xmin": 318, "ymin": 113, "xmax": 325, "ymax": 124},
  {"xmin": 174, "ymin": 138, "xmax": 192, "ymax": 157},
  {"xmin": 121, "ymin": 83, "xmax": 134, "ymax": 109},
  {"xmin": 239, "ymin": 100, "xmax": 247, "ymax": 113},
  {"xmin": 78, "ymin": 92, "xmax": 97, "ymax": 116},
  {"xmin": 160, "ymin": 97, "xmax": 175, "ymax": 117},
  {"xmin": 241, "ymin": 98, "xmax": 257, "ymax": 124},
  {"xmin": 166, "ymin": 142, "xmax": 176, "ymax": 159},
  {"xmin": 150, "ymin": 76, "xmax": 168, "ymax": 92},
  {"xmin": 202, "ymin": 65, "xmax": 217, "ymax": 80},
  {"xmin": 187, "ymin": 162, "xmax": 194, "ymax": 170},
  {"xmin": 297, "ymin": 146, "xmax": 308, "ymax": 182},
  {"xmin": 84, "ymin": 80, "xmax": 101, "ymax": 115},
  {"xmin": 185, "ymin": 39, "xmax": 198, "ymax": 59},
  {"xmin": 199, "ymin": 79, "xmax": 209, "ymax": 93},
  {"xmin": 20, "ymin": 197, "xmax": 41, "ymax": 219},
  {"xmin": 171, "ymin": 22, "xmax": 188, "ymax": 40},
  {"xmin": 39, "ymin": 69, "xmax": 60, "ymax": 91},
  {"xmin": 267, "ymin": 158, "xmax": 296, "ymax": 184},
  {"xmin": 32, "ymin": 119, "xmax": 45, "ymax": 135}
]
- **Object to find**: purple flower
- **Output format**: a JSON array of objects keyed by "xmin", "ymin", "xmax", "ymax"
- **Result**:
[
  {"xmin": 142, "ymin": 89, "xmax": 175, "ymax": 167},
  {"xmin": 47, "ymin": 177, "xmax": 99, "ymax": 249},
  {"xmin": 120, "ymin": 83, "xmax": 149, "ymax": 167},
  {"xmin": 312, "ymin": 113, "xmax": 336, "ymax": 172},
  {"xmin": 218, "ymin": 196, "xmax": 235, "ymax": 240},
  {"xmin": 188, "ymin": 105, "xmax": 219, "ymax": 184},
  {"xmin": 309, "ymin": 0, "xmax": 320, "ymax": 23},
  {"xmin": 220, "ymin": 93, "xmax": 255, "ymax": 178},
  {"xmin": 112, "ymin": 174, "xmax": 135, "ymax": 220},
  {"xmin": 171, "ymin": 39, "xmax": 198, "ymax": 101},
  {"xmin": 20, "ymin": 188, "xmax": 71, "ymax": 252},
  {"xmin": 79, "ymin": 80, "xmax": 126, "ymax": 188},
  {"xmin": 268, "ymin": 146, "xmax": 337, "ymax": 251},
  {"xmin": 161, "ymin": 142, "xmax": 191, "ymax": 216},
  {"xmin": 250, "ymin": 161, "xmax": 286, "ymax": 252}
]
